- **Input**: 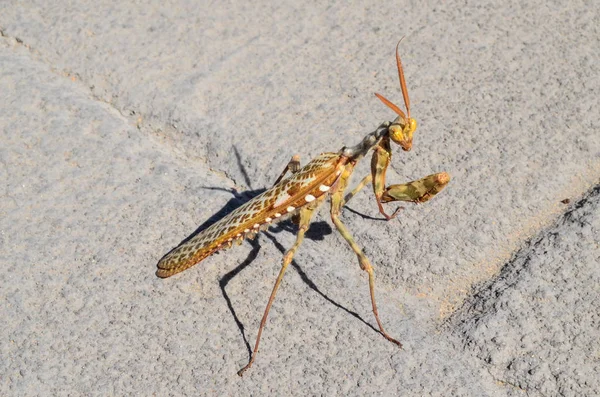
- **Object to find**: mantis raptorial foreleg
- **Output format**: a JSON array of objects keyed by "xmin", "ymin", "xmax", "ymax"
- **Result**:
[
  {"xmin": 371, "ymin": 136, "xmax": 403, "ymax": 219},
  {"xmin": 237, "ymin": 203, "xmax": 317, "ymax": 376},
  {"xmin": 341, "ymin": 135, "xmax": 451, "ymax": 212},
  {"xmin": 380, "ymin": 172, "xmax": 450, "ymax": 204},
  {"xmin": 372, "ymin": 134, "xmax": 450, "ymax": 204},
  {"xmin": 342, "ymin": 172, "xmax": 451, "ymax": 209},
  {"xmin": 330, "ymin": 164, "xmax": 402, "ymax": 347}
]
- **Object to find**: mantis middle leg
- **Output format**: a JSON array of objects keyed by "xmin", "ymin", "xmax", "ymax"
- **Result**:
[{"xmin": 330, "ymin": 165, "xmax": 402, "ymax": 347}]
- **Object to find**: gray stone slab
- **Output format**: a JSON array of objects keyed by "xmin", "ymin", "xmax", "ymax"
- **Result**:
[{"xmin": 0, "ymin": 0, "xmax": 599, "ymax": 395}]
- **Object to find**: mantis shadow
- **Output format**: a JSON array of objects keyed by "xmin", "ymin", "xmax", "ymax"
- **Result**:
[
  {"xmin": 160, "ymin": 146, "xmax": 262, "ymax": 251},
  {"xmin": 342, "ymin": 205, "xmax": 384, "ymax": 221}
]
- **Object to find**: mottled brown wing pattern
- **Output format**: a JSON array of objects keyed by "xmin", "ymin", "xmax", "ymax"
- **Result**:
[{"xmin": 156, "ymin": 152, "xmax": 347, "ymax": 278}]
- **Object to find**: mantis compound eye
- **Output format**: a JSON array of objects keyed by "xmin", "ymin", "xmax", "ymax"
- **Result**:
[{"xmin": 408, "ymin": 118, "xmax": 417, "ymax": 132}]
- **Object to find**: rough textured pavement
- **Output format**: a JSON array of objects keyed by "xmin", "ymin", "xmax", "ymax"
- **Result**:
[{"xmin": 1, "ymin": 1, "xmax": 599, "ymax": 396}]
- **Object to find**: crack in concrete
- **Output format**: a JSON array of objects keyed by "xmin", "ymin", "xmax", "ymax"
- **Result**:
[
  {"xmin": 486, "ymin": 367, "xmax": 533, "ymax": 395},
  {"xmin": 446, "ymin": 181, "xmax": 600, "ymax": 329},
  {"xmin": 0, "ymin": 27, "xmax": 237, "ymax": 187}
]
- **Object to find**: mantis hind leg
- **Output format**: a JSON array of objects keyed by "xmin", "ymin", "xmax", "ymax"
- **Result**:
[
  {"xmin": 237, "ymin": 204, "xmax": 316, "ymax": 376},
  {"xmin": 273, "ymin": 155, "xmax": 301, "ymax": 185},
  {"xmin": 330, "ymin": 168, "xmax": 402, "ymax": 347}
]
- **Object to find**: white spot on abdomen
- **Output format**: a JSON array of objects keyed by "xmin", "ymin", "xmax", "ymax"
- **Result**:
[{"xmin": 273, "ymin": 192, "xmax": 292, "ymax": 208}]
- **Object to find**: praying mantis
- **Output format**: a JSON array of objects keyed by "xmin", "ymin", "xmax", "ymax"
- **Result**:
[{"xmin": 156, "ymin": 41, "xmax": 450, "ymax": 376}]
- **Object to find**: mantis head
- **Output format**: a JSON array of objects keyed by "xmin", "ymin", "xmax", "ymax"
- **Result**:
[
  {"xmin": 375, "ymin": 39, "xmax": 417, "ymax": 152},
  {"xmin": 388, "ymin": 116, "xmax": 417, "ymax": 152}
]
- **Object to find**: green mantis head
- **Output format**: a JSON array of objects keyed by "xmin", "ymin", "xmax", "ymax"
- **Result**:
[{"xmin": 375, "ymin": 39, "xmax": 416, "ymax": 152}]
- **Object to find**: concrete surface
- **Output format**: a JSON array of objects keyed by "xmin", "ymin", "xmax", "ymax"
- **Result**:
[{"xmin": 1, "ymin": 1, "xmax": 598, "ymax": 396}]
